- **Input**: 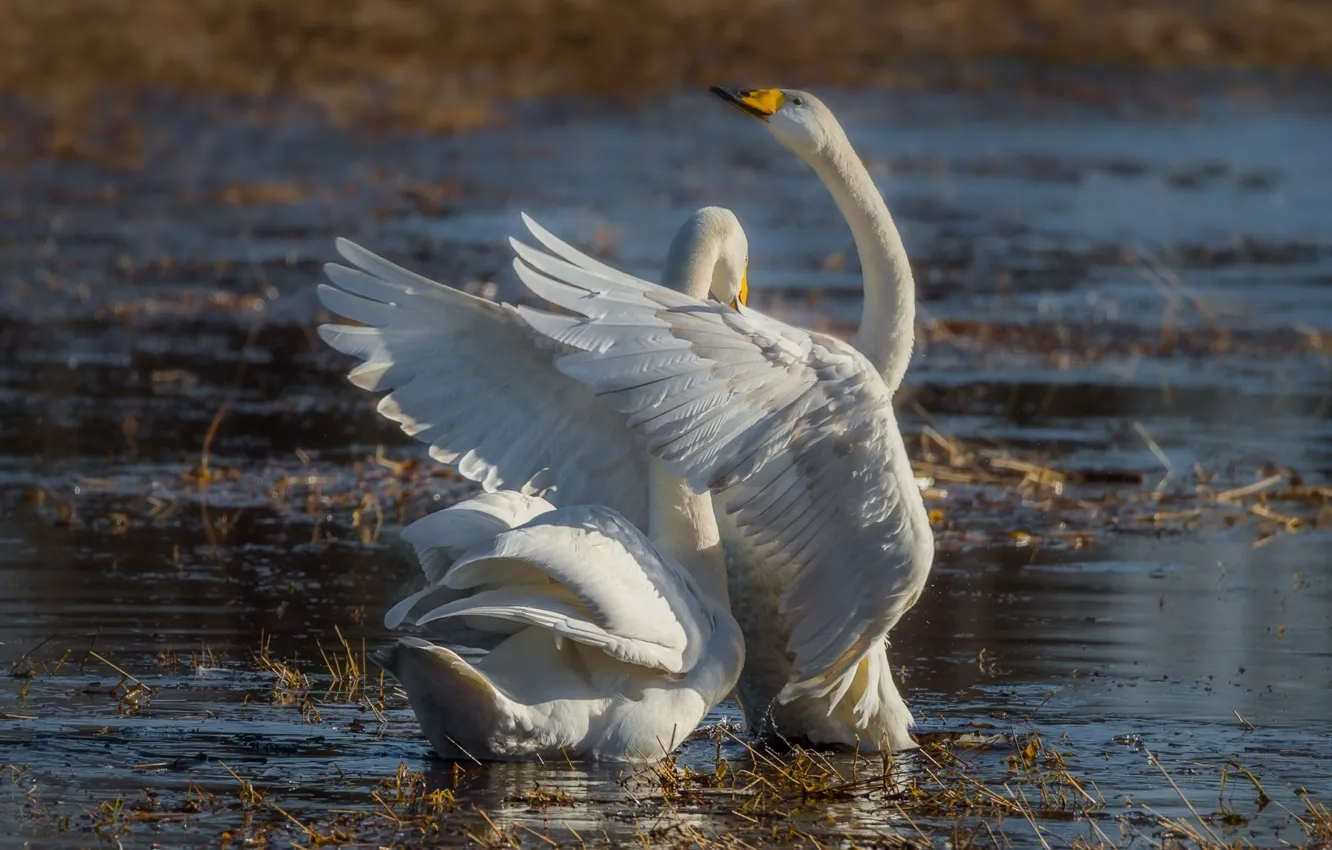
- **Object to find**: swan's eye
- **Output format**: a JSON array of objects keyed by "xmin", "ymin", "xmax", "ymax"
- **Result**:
[{"xmin": 791, "ymin": 97, "xmax": 804, "ymax": 106}]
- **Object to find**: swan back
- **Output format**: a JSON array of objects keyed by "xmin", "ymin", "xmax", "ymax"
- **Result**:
[
  {"xmin": 388, "ymin": 496, "xmax": 724, "ymax": 675},
  {"xmin": 375, "ymin": 490, "xmax": 745, "ymax": 761}
]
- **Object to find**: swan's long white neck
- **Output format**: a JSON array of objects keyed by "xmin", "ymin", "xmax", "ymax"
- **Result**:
[
  {"xmin": 646, "ymin": 458, "xmax": 728, "ymax": 605},
  {"xmin": 645, "ymin": 210, "xmax": 732, "ymax": 606},
  {"xmin": 807, "ymin": 133, "xmax": 916, "ymax": 392},
  {"xmin": 661, "ymin": 214, "xmax": 727, "ymax": 304}
]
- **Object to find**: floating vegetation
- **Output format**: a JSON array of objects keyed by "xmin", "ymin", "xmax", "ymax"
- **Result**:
[
  {"xmin": 4, "ymin": 703, "xmax": 1328, "ymax": 847},
  {"xmin": 17, "ymin": 419, "xmax": 1328, "ymax": 562}
]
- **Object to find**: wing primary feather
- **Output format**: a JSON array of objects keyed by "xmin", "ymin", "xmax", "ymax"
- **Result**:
[{"xmin": 520, "ymin": 212, "xmax": 653, "ymax": 290}]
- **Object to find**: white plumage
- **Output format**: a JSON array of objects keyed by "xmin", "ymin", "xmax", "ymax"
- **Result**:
[
  {"xmin": 510, "ymin": 210, "xmax": 933, "ymax": 752},
  {"xmin": 374, "ymin": 492, "xmax": 742, "ymax": 762},
  {"xmin": 317, "ymin": 239, "xmax": 651, "ymax": 525},
  {"xmin": 319, "ymin": 86, "xmax": 935, "ymax": 752},
  {"xmin": 319, "ymin": 208, "xmax": 751, "ymax": 761}
]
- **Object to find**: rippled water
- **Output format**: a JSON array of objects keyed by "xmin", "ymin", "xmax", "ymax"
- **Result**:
[{"xmin": 2, "ymin": 82, "xmax": 1330, "ymax": 847}]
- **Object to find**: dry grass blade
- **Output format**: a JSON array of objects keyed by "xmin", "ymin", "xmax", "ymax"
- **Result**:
[
  {"xmin": 1216, "ymin": 473, "xmax": 1283, "ymax": 503},
  {"xmin": 1004, "ymin": 783, "xmax": 1052, "ymax": 850},
  {"xmin": 1142, "ymin": 746, "xmax": 1224, "ymax": 845},
  {"xmin": 87, "ymin": 651, "xmax": 145, "ymax": 688},
  {"xmin": 1132, "ymin": 421, "xmax": 1174, "ymax": 490},
  {"xmin": 1225, "ymin": 760, "xmax": 1272, "ymax": 808}
]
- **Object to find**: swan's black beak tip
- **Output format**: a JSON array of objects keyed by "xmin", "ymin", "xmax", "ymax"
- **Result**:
[
  {"xmin": 709, "ymin": 87, "xmax": 778, "ymax": 121},
  {"xmin": 710, "ymin": 87, "xmax": 746, "ymax": 112}
]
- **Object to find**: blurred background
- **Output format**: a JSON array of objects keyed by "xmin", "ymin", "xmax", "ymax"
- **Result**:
[
  {"xmin": 4, "ymin": 0, "xmax": 1332, "ymax": 163},
  {"xmin": 2, "ymin": 1, "xmax": 1331, "ymax": 846}
]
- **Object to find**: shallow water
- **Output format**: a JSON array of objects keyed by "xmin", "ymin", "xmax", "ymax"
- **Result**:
[{"xmin": 2, "ymin": 82, "xmax": 1331, "ymax": 847}]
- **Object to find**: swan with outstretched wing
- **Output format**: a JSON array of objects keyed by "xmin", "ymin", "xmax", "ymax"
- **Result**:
[
  {"xmin": 511, "ymin": 178, "xmax": 931, "ymax": 752},
  {"xmin": 499, "ymin": 88, "xmax": 934, "ymax": 751}
]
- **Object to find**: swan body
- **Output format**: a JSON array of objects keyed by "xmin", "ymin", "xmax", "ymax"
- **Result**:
[
  {"xmin": 373, "ymin": 491, "xmax": 743, "ymax": 762},
  {"xmin": 700, "ymin": 87, "xmax": 934, "ymax": 749},
  {"xmin": 319, "ymin": 208, "xmax": 750, "ymax": 761},
  {"xmin": 510, "ymin": 89, "xmax": 935, "ymax": 752}
]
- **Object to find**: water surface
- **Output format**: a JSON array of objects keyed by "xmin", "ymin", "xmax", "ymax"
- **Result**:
[{"xmin": 2, "ymin": 84, "xmax": 1330, "ymax": 847}]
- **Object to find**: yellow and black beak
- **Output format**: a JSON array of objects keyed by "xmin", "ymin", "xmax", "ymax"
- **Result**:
[
  {"xmin": 710, "ymin": 87, "xmax": 786, "ymax": 121},
  {"xmin": 729, "ymin": 270, "xmax": 749, "ymax": 310}
]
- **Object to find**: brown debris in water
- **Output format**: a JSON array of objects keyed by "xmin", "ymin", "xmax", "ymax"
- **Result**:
[
  {"xmin": 177, "ymin": 730, "xmax": 1332, "ymax": 847},
  {"xmin": 5, "ymin": 627, "xmax": 1329, "ymax": 847}
]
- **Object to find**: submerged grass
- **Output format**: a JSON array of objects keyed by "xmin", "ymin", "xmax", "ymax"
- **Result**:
[
  {"xmin": 913, "ymin": 417, "xmax": 1331, "ymax": 550},
  {"xmin": 607, "ymin": 731, "xmax": 1332, "ymax": 849},
  {"xmin": 12, "ymin": 727, "xmax": 1325, "ymax": 847}
]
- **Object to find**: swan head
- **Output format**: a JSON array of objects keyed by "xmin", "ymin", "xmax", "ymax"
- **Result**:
[
  {"xmin": 710, "ymin": 87, "xmax": 840, "ymax": 161},
  {"xmin": 663, "ymin": 206, "xmax": 749, "ymax": 309}
]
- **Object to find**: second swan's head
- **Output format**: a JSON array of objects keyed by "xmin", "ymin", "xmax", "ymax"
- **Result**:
[
  {"xmin": 709, "ymin": 87, "xmax": 842, "ymax": 162},
  {"xmin": 662, "ymin": 206, "xmax": 749, "ymax": 309}
]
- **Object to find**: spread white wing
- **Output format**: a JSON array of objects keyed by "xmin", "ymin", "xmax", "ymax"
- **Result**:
[
  {"xmin": 317, "ymin": 238, "xmax": 649, "ymax": 526},
  {"xmin": 388, "ymin": 491, "xmax": 715, "ymax": 674},
  {"xmin": 509, "ymin": 225, "xmax": 934, "ymax": 706}
]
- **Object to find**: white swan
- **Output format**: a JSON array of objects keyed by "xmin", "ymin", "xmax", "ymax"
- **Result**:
[
  {"xmin": 318, "ymin": 208, "xmax": 750, "ymax": 761},
  {"xmin": 371, "ymin": 487, "xmax": 743, "ymax": 762},
  {"xmin": 507, "ymin": 89, "xmax": 932, "ymax": 752},
  {"xmin": 701, "ymin": 88, "xmax": 929, "ymax": 749}
]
